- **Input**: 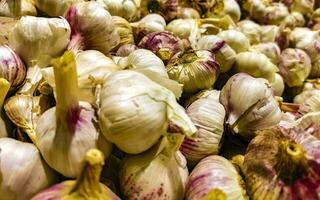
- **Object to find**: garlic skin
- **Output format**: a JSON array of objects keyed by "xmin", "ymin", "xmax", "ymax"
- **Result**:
[
  {"xmin": 237, "ymin": 20, "xmax": 261, "ymax": 45},
  {"xmin": 120, "ymin": 135, "xmax": 188, "ymax": 200},
  {"xmin": 185, "ymin": 155, "xmax": 247, "ymax": 200},
  {"xmin": 279, "ymin": 48, "xmax": 311, "ymax": 87},
  {"xmin": 243, "ymin": 128, "xmax": 320, "ymax": 200},
  {"xmin": 36, "ymin": 51, "xmax": 112, "ymax": 178},
  {"xmin": 270, "ymin": 73, "xmax": 285, "ymax": 96},
  {"xmin": 0, "ymin": 0, "xmax": 37, "ymax": 17},
  {"xmin": 220, "ymin": 73, "xmax": 282, "ymax": 140},
  {"xmin": 31, "ymin": 149, "xmax": 121, "ymax": 200},
  {"xmin": 99, "ymin": 70, "xmax": 196, "ymax": 154},
  {"xmin": 116, "ymin": 44, "xmax": 139, "ymax": 57},
  {"xmin": 65, "ymin": 2, "xmax": 120, "ymax": 55},
  {"xmin": 234, "ymin": 51, "xmax": 278, "ymax": 83},
  {"xmin": 250, "ymin": 42, "xmax": 281, "ymax": 64},
  {"xmin": 217, "ymin": 30, "xmax": 250, "ymax": 53},
  {"xmin": 0, "ymin": 45, "xmax": 26, "ymax": 89},
  {"xmin": 0, "ymin": 138, "xmax": 57, "ymax": 200},
  {"xmin": 196, "ymin": 35, "xmax": 236, "ymax": 73},
  {"xmin": 167, "ymin": 50, "xmax": 220, "ymax": 94},
  {"xmin": 177, "ymin": 7, "xmax": 200, "ymax": 19},
  {"xmin": 222, "ymin": 0, "xmax": 241, "ymax": 23},
  {"xmin": 140, "ymin": 0, "xmax": 178, "ymax": 21},
  {"xmin": 8, "ymin": 16, "xmax": 71, "ymax": 68},
  {"xmin": 112, "ymin": 16, "xmax": 135, "ymax": 51},
  {"xmin": 180, "ymin": 96, "xmax": 225, "ymax": 164},
  {"xmin": 35, "ymin": 0, "xmax": 81, "ymax": 16}
]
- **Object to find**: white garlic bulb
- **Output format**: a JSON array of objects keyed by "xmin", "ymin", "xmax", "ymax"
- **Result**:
[
  {"xmin": 222, "ymin": 0, "xmax": 241, "ymax": 22},
  {"xmin": 35, "ymin": 0, "xmax": 82, "ymax": 16},
  {"xmin": 217, "ymin": 30, "xmax": 250, "ymax": 53},
  {"xmin": 97, "ymin": 0, "xmax": 140, "ymax": 21},
  {"xmin": 131, "ymin": 14, "xmax": 166, "ymax": 40},
  {"xmin": 0, "ymin": 0, "xmax": 37, "ymax": 17},
  {"xmin": 237, "ymin": 19, "xmax": 262, "ymax": 45},
  {"xmin": 250, "ymin": 42, "xmax": 281, "ymax": 64}
]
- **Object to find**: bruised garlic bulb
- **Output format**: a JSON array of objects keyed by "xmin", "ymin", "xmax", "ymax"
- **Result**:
[
  {"xmin": 234, "ymin": 51, "xmax": 278, "ymax": 83},
  {"xmin": 196, "ymin": 35, "xmax": 236, "ymax": 73},
  {"xmin": 180, "ymin": 95, "xmax": 225, "ymax": 164},
  {"xmin": 185, "ymin": 155, "xmax": 247, "ymax": 200},
  {"xmin": 112, "ymin": 16, "xmax": 134, "ymax": 51},
  {"xmin": 220, "ymin": 73, "xmax": 282, "ymax": 140},
  {"xmin": 97, "ymin": 0, "xmax": 140, "ymax": 21},
  {"xmin": 279, "ymin": 48, "xmax": 311, "ymax": 87},
  {"xmin": 237, "ymin": 19, "xmax": 261, "ymax": 45},
  {"xmin": 0, "ymin": 0, "xmax": 37, "ymax": 17},
  {"xmin": 99, "ymin": 70, "xmax": 196, "ymax": 154},
  {"xmin": 65, "ymin": 1, "xmax": 120, "ymax": 55},
  {"xmin": 167, "ymin": 50, "xmax": 220, "ymax": 94},
  {"xmin": 0, "ymin": 138, "xmax": 57, "ymax": 200},
  {"xmin": 140, "ymin": 0, "xmax": 178, "ymax": 21},
  {"xmin": 217, "ymin": 30, "xmax": 250, "ymax": 53},
  {"xmin": 36, "ymin": 51, "xmax": 112, "ymax": 178},
  {"xmin": 35, "ymin": 0, "xmax": 81, "ymax": 16},
  {"xmin": 250, "ymin": 42, "xmax": 281, "ymax": 64},
  {"xmin": 120, "ymin": 135, "xmax": 188, "ymax": 200}
]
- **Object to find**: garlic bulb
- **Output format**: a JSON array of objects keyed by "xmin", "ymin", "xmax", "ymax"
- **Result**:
[
  {"xmin": 220, "ymin": 73, "xmax": 282, "ymax": 140},
  {"xmin": 42, "ymin": 50, "xmax": 121, "ymax": 106},
  {"xmin": 279, "ymin": 48, "xmax": 311, "ymax": 87},
  {"xmin": 196, "ymin": 35, "xmax": 236, "ymax": 73},
  {"xmin": 167, "ymin": 50, "xmax": 220, "ymax": 94},
  {"xmin": 294, "ymin": 89, "xmax": 320, "ymax": 104},
  {"xmin": 35, "ymin": 0, "xmax": 81, "ymax": 16},
  {"xmin": 184, "ymin": 89, "xmax": 220, "ymax": 107},
  {"xmin": 120, "ymin": 135, "xmax": 188, "ymax": 200},
  {"xmin": 240, "ymin": 0, "xmax": 267, "ymax": 22},
  {"xmin": 250, "ymin": 42, "xmax": 281, "ymax": 64},
  {"xmin": 217, "ymin": 30, "xmax": 250, "ymax": 53},
  {"xmin": 112, "ymin": 16, "xmax": 134, "ymax": 51},
  {"xmin": 0, "ymin": 45, "xmax": 26, "ymax": 89},
  {"xmin": 0, "ymin": 138, "xmax": 57, "ymax": 200},
  {"xmin": 189, "ymin": 0, "xmax": 224, "ymax": 16},
  {"xmin": 180, "ymin": 95, "xmax": 225, "ymax": 164},
  {"xmin": 116, "ymin": 44, "xmax": 139, "ymax": 57},
  {"xmin": 270, "ymin": 73, "xmax": 285, "ymax": 96},
  {"xmin": 260, "ymin": 25, "xmax": 279, "ymax": 43},
  {"xmin": 237, "ymin": 19, "xmax": 261, "ymax": 45},
  {"xmin": 222, "ymin": 0, "xmax": 241, "ymax": 22},
  {"xmin": 0, "ymin": 0, "xmax": 37, "ymax": 17},
  {"xmin": 36, "ymin": 51, "xmax": 112, "ymax": 178},
  {"xmin": 289, "ymin": 0, "xmax": 315, "ymax": 15},
  {"xmin": 138, "ymin": 31, "xmax": 188, "ymax": 63},
  {"xmin": 140, "ymin": 0, "xmax": 178, "ymax": 21},
  {"xmin": 99, "ymin": 70, "xmax": 196, "ymax": 154},
  {"xmin": 65, "ymin": 1, "xmax": 120, "ymax": 55},
  {"xmin": 282, "ymin": 12, "xmax": 305, "ymax": 28},
  {"xmin": 0, "ymin": 78, "xmax": 11, "ymax": 138},
  {"xmin": 243, "ymin": 127, "xmax": 320, "ymax": 200},
  {"xmin": 31, "ymin": 149, "xmax": 120, "ymax": 200},
  {"xmin": 262, "ymin": 3, "xmax": 289, "ymax": 25},
  {"xmin": 186, "ymin": 155, "xmax": 247, "ymax": 200},
  {"xmin": 97, "ymin": 0, "xmax": 140, "ymax": 21},
  {"xmin": 234, "ymin": 51, "xmax": 278, "ymax": 83},
  {"xmin": 177, "ymin": 7, "xmax": 200, "ymax": 19}
]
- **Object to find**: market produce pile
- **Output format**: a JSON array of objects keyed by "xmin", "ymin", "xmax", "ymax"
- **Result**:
[{"xmin": 1, "ymin": 0, "xmax": 320, "ymax": 199}]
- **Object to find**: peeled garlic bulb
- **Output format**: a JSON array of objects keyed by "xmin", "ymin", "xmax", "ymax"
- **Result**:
[
  {"xmin": 35, "ymin": 0, "xmax": 82, "ymax": 16},
  {"xmin": 97, "ymin": 0, "xmax": 140, "ymax": 21},
  {"xmin": 217, "ymin": 30, "xmax": 250, "ymax": 53},
  {"xmin": 0, "ymin": 138, "xmax": 57, "ymax": 200},
  {"xmin": 237, "ymin": 19, "xmax": 262, "ymax": 45},
  {"xmin": 99, "ymin": 70, "xmax": 196, "ymax": 154},
  {"xmin": 220, "ymin": 73, "xmax": 282, "ymax": 140}
]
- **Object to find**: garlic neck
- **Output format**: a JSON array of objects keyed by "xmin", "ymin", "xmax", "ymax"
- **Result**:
[
  {"xmin": 0, "ymin": 78, "xmax": 10, "ymax": 108},
  {"xmin": 275, "ymin": 140, "xmax": 308, "ymax": 185}
]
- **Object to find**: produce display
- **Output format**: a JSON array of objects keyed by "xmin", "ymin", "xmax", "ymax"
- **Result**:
[{"xmin": 1, "ymin": 0, "xmax": 320, "ymax": 199}]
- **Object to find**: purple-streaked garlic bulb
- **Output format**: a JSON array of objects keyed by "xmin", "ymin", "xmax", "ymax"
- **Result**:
[
  {"xmin": 0, "ymin": 45, "xmax": 26, "ymax": 89},
  {"xmin": 185, "ymin": 155, "xmax": 247, "ymax": 200},
  {"xmin": 138, "ymin": 31, "xmax": 189, "ymax": 63}
]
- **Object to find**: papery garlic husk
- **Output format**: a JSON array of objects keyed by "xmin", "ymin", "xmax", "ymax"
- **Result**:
[
  {"xmin": 243, "ymin": 127, "xmax": 320, "ymax": 200},
  {"xmin": 234, "ymin": 51, "xmax": 278, "ymax": 83},
  {"xmin": 140, "ymin": 0, "xmax": 178, "ymax": 21},
  {"xmin": 99, "ymin": 70, "xmax": 196, "ymax": 154},
  {"xmin": 282, "ymin": 12, "xmax": 305, "ymax": 28},
  {"xmin": 116, "ymin": 44, "xmax": 139, "ymax": 57},
  {"xmin": 177, "ymin": 7, "xmax": 200, "ymax": 19},
  {"xmin": 270, "ymin": 73, "xmax": 285, "ymax": 96},
  {"xmin": 0, "ymin": 17, "xmax": 18, "ymax": 45},
  {"xmin": 250, "ymin": 42, "xmax": 281, "ymax": 64},
  {"xmin": 31, "ymin": 149, "xmax": 121, "ymax": 200},
  {"xmin": 97, "ymin": 0, "xmax": 140, "ymax": 22},
  {"xmin": 217, "ymin": 30, "xmax": 250, "ymax": 53},
  {"xmin": 130, "ymin": 14, "xmax": 166, "ymax": 42},
  {"xmin": 236, "ymin": 19, "xmax": 261, "ymax": 45},
  {"xmin": 289, "ymin": 0, "xmax": 314, "ymax": 15},
  {"xmin": 180, "ymin": 95, "xmax": 225, "ymax": 164},
  {"xmin": 220, "ymin": 73, "xmax": 282, "ymax": 140},
  {"xmin": 35, "ymin": 0, "xmax": 81, "ymax": 16},
  {"xmin": 0, "ymin": 138, "xmax": 57, "ymax": 200},
  {"xmin": 120, "ymin": 134, "xmax": 188, "ymax": 200},
  {"xmin": 279, "ymin": 48, "xmax": 312, "ymax": 87},
  {"xmin": 42, "ymin": 50, "xmax": 121, "ymax": 106},
  {"xmin": 167, "ymin": 49, "xmax": 220, "ymax": 94},
  {"xmin": 196, "ymin": 35, "xmax": 236, "ymax": 73},
  {"xmin": 36, "ymin": 51, "xmax": 112, "ymax": 178},
  {"xmin": 112, "ymin": 16, "xmax": 135, "ymax": 51},
  {"xmin": 0, "ymin": 78, "xmax": 12, "ymax": 138},
  {"xmin": 0, "ymin": 0, "xmax": 37, "ymax": 17},
  {"xmin": 0, "ymin": 45, "xmax": 26, "ymax": 89},
  {"xmin": 138, "ymin": 31, "xmax": 188, "ymax": 63},
  {"xmin": 185, "ymin": 155, "xmax": 247, "ymax": 200},
  {"xmin": 65, "ymin": 1, "xmax": 120, "ymax": 55}
]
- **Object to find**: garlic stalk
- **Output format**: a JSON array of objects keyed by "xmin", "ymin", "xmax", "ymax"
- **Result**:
[
  {"xmin": 112, "ymin": 16, "xmax": 135, "ymax": 51},
  {"xmin": 250, "ymin": 42, "xmax": 280, "ymax": 64},
  {"xmin": 35, "ymin": 51, "xmax": 112, "ymax": 178},
  {"xmin": 0, "ymin": 78, "xmax": 11, "ymax": 138},
  {"xmin": 140, "ymin": 0, "xmax": 179, "ymax": 21},
  {"xmin": 220, "ymin": 73, "xmax": 282, "ymax": 140},
  {"xmin": 0, "ymin": 0, "xmax": 37, "ymax": 17},
  {"xmin": 0, "ymin": 138, "xmax": 57, "ymax": 200},
  {"xmin": 35, "ymin": 0, "xmax": 82, "ymax": 16},
  {"xmin": 120, "ymin": 134, "xmax": 188, "ymax": 200},
  {"xmin": 65, "ymin": 1, "xmax": 120, "ymax": 55},
  {"xmin": 217, "ymin": 30, "xmax": 250, "ymax": 53},
  {"xmin": 236, "ymin": 19, "xmax": 262, "ymax": 45},
  {"xmin": 31, "ymin": 149, "xmax": 121, "ymax": 200},
  {"xmin": 167, "ymin": 49, "xmax": 220, "ymax": 94},
  {"xmin": 99, "ymin": 70, "xmax": 196, "ymax": 154},
  {"xmin": 177, "ymin": 7, "xmax": 200, "ymax": 19},
  {"xmin": 180, "ymin": 95, "xmax": 225, "ymax": 164},
  {"xmin": 185, "ymin": 155, "xmax": 248, "ymax": 200}
]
